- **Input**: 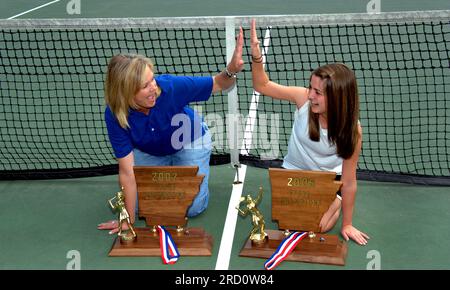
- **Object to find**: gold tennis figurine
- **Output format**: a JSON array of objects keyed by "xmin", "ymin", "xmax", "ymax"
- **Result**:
[
  {"xmin": 108, "ymin": 187, "xmax": 137, "ymax": 243},
  {"xmin": 236, "ymin": 186, "xmax": 268, "ymax": 244}
]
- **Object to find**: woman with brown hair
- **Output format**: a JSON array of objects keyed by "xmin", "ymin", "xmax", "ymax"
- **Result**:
[
  {"xmin": 98, "ymin": 28, "xmax": 244, "ymax": 235},
  {"xmin": 250, "ymin": 19, "xmax": 369, "ymax": 245}
]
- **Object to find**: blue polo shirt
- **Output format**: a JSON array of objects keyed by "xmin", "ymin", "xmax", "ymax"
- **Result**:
[{"xmin": 105, "ymin": 74, "xmax": 213, "ymax": 158}]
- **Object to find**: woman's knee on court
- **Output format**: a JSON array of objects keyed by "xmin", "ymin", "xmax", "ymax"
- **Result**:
[{"xmin": 186, "ymin": 191, "xmax": 209, "ymax": 217}]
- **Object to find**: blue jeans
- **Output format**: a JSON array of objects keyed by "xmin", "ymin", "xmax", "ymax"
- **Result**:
[{"xmin": 133, "ymin": 126, "xmax": 212, "ymax": 217}]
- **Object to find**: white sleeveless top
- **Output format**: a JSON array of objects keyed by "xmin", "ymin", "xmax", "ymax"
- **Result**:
[{"xmin": 282, "ymin": 101, "xmax": 343, "ymax": 175}]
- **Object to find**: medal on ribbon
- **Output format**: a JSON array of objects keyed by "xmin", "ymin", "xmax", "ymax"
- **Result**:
[
  {"xmin": 264, "ymin": 231, "xmax": 307, "ymax": 270},
  {"xmin": 157, "ymin": 225, "xmax": 180, "ymax": 264}
]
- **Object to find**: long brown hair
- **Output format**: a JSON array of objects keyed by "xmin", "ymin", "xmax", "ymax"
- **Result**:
[
  {"xmin": 104, "ymin": 53, "xmax": 154, "ymax": 128},
  {"xmin": 308, "ymin": 63, "xmax": 360, "ymax": 159}
]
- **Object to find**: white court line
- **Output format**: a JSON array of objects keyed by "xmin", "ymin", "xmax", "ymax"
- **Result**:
[
  {"xmin": 7, "ymin": 0, "xmax": 61, "ymax": 19},
  {"xmin": 215, "ymin": 27, "xmax": 272, "ymax": 270},
  {"xmin": 215, "ymin": 164, "xmax": 247, "ymax": 270}
]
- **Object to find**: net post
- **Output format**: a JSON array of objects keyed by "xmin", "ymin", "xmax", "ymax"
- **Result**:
[{"xmin": 225, "ymin": 17, "xmax": 241, "ymax": 171}]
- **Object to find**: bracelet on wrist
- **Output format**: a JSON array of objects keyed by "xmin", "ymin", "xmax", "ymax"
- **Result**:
[
  {"xmin": 252, "ymin": 54, "xmax": 263, "ymax": 63},
  {"xmin": 225, "ymin": 67, "xmax": 237, "ymax": 78}
]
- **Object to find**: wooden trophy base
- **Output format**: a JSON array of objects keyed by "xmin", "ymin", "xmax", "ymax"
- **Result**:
[
  {"xmin": 239, "ymin": 229, "xmax": 347, "ymax": 266},
  {"xmin": 109, "ymin": 227, "xmax": 213, "ymax": 257}
]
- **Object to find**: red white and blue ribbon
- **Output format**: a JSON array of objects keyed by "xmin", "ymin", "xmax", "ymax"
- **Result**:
[
  {"xmin": 264, "ymin": 231, "xmax": 307, "ymax": 270},
  {"xmin": 157, "ymin": 225, "xmax": 180, "ymax": 264}
]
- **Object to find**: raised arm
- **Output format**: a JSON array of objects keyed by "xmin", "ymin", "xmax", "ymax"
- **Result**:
[
  {"xmin": 108, "ymin": 196, "xmax": 117, "ymax": 211},
  {"xmin": 212, "ymin": 26, "xmax": 245, "ymax": 93},
  {"xmin": 250, "ymin": 19, "xmax": 308, "ymax": 108},
  {"xmin": 253, "ymin": 186, "xmax": 264, "ymax": 205}
]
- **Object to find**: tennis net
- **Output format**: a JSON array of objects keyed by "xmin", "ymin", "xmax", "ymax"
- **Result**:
[{"xmin": 0, "ymin": 11, "xmax": 449, "ymax": 185}]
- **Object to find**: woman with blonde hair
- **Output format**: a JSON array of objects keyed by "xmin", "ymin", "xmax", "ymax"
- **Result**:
[
  {"xmin": 98, "ymin": 28, "xmax": 244, "ymax": 234},
  {"xmin": 250, "ymin": 20, "xmax": 369, "ymax": 245}
]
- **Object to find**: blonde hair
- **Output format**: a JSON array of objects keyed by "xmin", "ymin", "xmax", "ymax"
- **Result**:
[
  {"xmin": 104, "ymin": 53, "xmax": 154, "ymax": 128},
  {"xmin": 308, "ymin": 63, "xmax": 360, "ymax": 159}
]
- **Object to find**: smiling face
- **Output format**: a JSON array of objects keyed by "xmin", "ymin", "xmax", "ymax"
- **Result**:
[
  {"xmin": 133, "ymin": 65, "xmax": 160, "ymax": 114},
  {"xmin": 307, "ymin": 63, "xmax": 361, "ymax": 159},
  {"xmin": 308, "ymin": 74, "xmax": 327, "ymax": 116}
]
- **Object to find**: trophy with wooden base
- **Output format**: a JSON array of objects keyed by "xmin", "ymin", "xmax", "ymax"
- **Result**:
[
  {"xmin": 238, "ymin": 168, "xmax": 348, "ymax": 266},
  {"xmin": 108, "ymin": 166, "xmax": 213, "ymax": 257}
]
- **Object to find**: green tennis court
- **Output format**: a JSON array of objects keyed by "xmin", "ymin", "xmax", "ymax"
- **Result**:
[{"xmin": 0, "ymin": 0, "xmax": 449, "ymax": 271}]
